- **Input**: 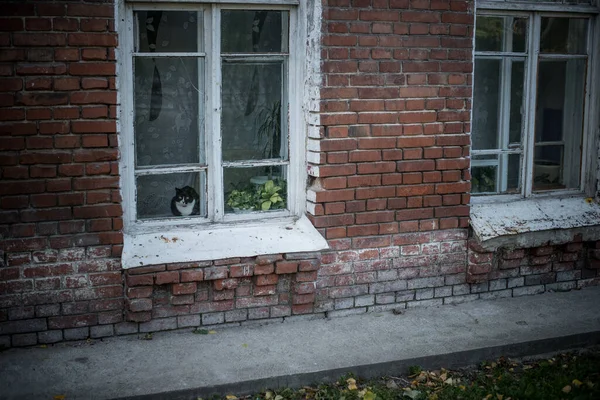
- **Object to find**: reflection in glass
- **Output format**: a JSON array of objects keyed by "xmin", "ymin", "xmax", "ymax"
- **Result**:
[
  {"xmin": 134, "ymin": 57, "xmax": 203, "ymax": 166},
  {"xmin": 136, "ymin": 172, "xmax": 206, "ymax": 219},
  {"xmin": 221, "ymin": 62, "xmax": 284, "ymax": 161},
  {"xmin": 136, "ymin": 11, "xmax": 199, "ymax": 53},
  {"xmin": 221, "ymin": 10, "xmax": 288, "ymax": 53},
  {"xmin": 224, "ymin": 166, "xmax": 286, "ymax": 213},
  {"xmin": 472, "ymin": 59, "xmax": 500, "ymax": 150},
  {"xmin": 509, "ymin": 61, "xmax": 525, "ymax": 144},
  {"xmin": 540, "ymin": 18, "xmax": 588, "ymax": 54},
  {"xmin": 475, "ymin": 16, "xmax": 527, "ymax": 52},
  {"xmin": 472, "ymin": 163, "xmax": 497, "ymax": 194},
  {"xmin": 534, "ymin": 59, "xmax": 586, "ymax": 190}
]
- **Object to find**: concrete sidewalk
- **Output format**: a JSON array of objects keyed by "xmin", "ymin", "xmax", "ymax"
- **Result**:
[{"xmin": 2, "ymin": 286, "xmax": 600, "ymax": 400}]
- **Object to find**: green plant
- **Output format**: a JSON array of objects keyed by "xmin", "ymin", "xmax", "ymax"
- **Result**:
[
  {"xmin": 256, "ymin": 180, "xmax": 285, "ymax": 211},
  {"xmin": 226, "ymin": 189, "xmax": 256, "ymax": 211}
]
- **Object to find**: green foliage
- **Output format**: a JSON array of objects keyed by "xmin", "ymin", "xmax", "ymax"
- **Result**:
[
  {"xmin": 226, "ymin": 189, "xmax": 256, "ymax": 211},
  {"xmin": 408, "ymin": 366, "xmax": 423, "ymax": 376},
  {"xmin": 219, "ymin": 350, "xmax": 600, "ymax": 400},
  {"xmin": 225, "ymin": 179, "xmax": 286, "ymax": 212},
  {"xmin": 257, "ymin": 180, "xmax": 285, "ymax": 211}
]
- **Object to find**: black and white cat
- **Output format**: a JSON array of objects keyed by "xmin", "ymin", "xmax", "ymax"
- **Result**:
[{"xmin": 170, "ymin": 186, "xmax": 200, "ymax": 216}]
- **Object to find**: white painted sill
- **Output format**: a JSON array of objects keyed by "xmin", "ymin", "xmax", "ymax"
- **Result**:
[
  {"xmin": 470, "ymin": 195, "xmax": 600, "ymax": 251},
  {"xmin": 122, "ymin": 215, "xmax": 328, "ymax": 269}
]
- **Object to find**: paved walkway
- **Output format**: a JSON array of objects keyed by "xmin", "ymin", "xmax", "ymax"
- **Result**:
[{"xmin": 2, "ymin": 286, "xmax": 600, "ymax": 400}]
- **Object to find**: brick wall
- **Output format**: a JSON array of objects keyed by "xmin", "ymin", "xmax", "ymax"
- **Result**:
[
  {"xmin": 1, "ymin": 0, "xmax": 598, "ymax": 347},
  {"xmin": 0, "ymin": 1, "xmax": 122, "ymax": 347},
  {"xmin": 307, "ymin": 0, "xmax": 474, "ymax": 313}
]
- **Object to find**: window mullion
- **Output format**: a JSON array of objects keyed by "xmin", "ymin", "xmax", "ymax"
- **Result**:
[
  {"xmin": 208, "ymin": 6, "xmax": 224, "ymax": 222},
  {"xmin": 523, "ymin": 13, "xmax": 540, "ymax": 197}
]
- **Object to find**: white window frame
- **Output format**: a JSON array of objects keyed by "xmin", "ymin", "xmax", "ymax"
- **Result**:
[
  {"xmin": 116, "ymin": 0, "xmax": 328, "ymax": 267},
  {"xmin": 472, "ymin": 1, "xmax": 600, "ymax": 204}
]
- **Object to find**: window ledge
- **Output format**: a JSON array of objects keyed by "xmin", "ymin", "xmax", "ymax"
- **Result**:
[
  {"xmin": 470, "ymin": 196, "xmax": 600, "ymax": 251},
  {"xmin": 122, "ymin": 215, "xmax": 328, "ymax": 269}
]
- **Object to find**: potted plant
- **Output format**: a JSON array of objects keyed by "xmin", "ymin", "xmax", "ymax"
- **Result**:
[
  {"xmin": 226, "ymin": 189, "xmax": 256, "ymax": 213},
  {"xmin": 256, "ymin": 180, "xmax": 285, "ymax": 211}
]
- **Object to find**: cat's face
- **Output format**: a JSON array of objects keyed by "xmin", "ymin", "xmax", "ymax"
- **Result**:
[{"xmin": 175, "ymin": 188, "xmax": 193, "ymax": 205}]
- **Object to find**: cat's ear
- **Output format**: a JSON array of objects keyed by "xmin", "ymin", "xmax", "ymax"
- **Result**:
[{"xmin": 175, "ymin": 187, "xmax": 181, "ymax": 193}]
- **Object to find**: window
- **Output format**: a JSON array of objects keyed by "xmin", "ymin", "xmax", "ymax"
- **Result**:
[
  {"xmin": 121, "ymin": 3, "xmax": 301, "ymax": 229},
  {"xmin": 118, "ymin": 2, "xmax": 328, "ymax": 267},
  {"xmin": 471, "ymin": 7, "xmax": 596, "ymax": 197}
]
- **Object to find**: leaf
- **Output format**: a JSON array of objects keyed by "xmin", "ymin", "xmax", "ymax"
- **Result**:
[
  {"xmin": 347, "ymin": 378, "xmax": 358, "ymax": 391},
  {"xmin": 261, "ymin": 201, "xmax": 271, "ymax": 211},
  {"xmin": 274, "ymin": 396, "xmax": 283, "ymax": 400},
  {"xmin": 53, "ymin": 396, "xmax": 66, "ymax": 400},
  {"xmin": 242, "ymin": 343, "xmax": 248, "ymax": 348},
  {"xmin": 497, "ymin": 395, "xmax": 504, "ymax": 400},
  {"xmin": 562, "ymin": 385, "xmax": 572, "ymax": 393},
  {"xmin": 226, "ymin": 395, "xmax": 238, "ymax": 400},
  {"xmin": 363, "ymin": 391, "xmax": 376, "ymax": 400},
  {"xmin": 402, "ymin": 389, "xmax": 421, "ymax": 400},
  {"xmin": 193, "ymin": 328, "xmax": 209, "ymax": 335},
  {"xmin": 572, "ymin": 379, "xmax": 583, "ymax": 387},
  {"xmin": 208, "ymin": 330, "xmax": 217, "ymax": 334},
  {"xmin": 265, "ymin": 391, "xmax": 273, "ymax": 400}
]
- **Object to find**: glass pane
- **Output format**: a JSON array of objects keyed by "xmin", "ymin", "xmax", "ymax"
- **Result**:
[
  {"xmin": 137, "ymin": 172, "xmax": 206, "ymax": 219},
  {"xmin": 472, "ymin": 159, "xmax": 497, "ymax": 194},
  {"xmin": 540, "ymin": 18, "xmax": 588, "ymax": 54},
  {"xmin": 472, "ymin": 59, "xmax": 500, "ymax": 150},
  {"xmin": 533, "ymin": 145, "xmax": 564, "ymax": 190},
  {"xmin": 224, "ymin": 166, "xmax": 286, "ymax": 214},
  {"xmin": 506, "ymin": 153, "xmax": 521, "ymax": 192},
  {"xmin": 509, "ymin": 60, "xmax": 525, "ymax": 144},
  {"xmin": 221, "ymin": 62, "xmax": 284, "ymax": 161},
  {"xmin": 136, "ymin": 11, "xmax": 200, "ymax": 53},
  {"xmin": 475, "ymin": 16, "xmax": 527, "ymax": 53},
  {"xmin": 534, "ymin": 59, "xmax": 586, "ymax": 191},
  {"xmin": 134, "ymin": 57, "xmax": 204, "ymax": 167},
  {"xmin": 221, "ymin": 10, "xmax": 288, "ymax": 53}
]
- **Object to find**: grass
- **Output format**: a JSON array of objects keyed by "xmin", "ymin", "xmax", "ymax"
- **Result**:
[{"xmin": 224, "ymin": 348, "xmax": 600, "ymax": 400}]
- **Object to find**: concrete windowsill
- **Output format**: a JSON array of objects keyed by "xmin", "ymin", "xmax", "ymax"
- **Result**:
[
  {"xmin": 121, "ymin": 215, "xmax": 329, "ymax": 269},
  {"xmin": 470, "ymin": 195, "xmax": 600, "ymax": 251}
]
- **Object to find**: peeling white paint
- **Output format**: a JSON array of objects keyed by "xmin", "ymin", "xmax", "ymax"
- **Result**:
[
  {"xmin": 122, "ymin": 215, "xmax": 328, "ymax": 268},
  {"xmin": 471, "ymin": 196, "xmax": 600, "ymax": 250}
]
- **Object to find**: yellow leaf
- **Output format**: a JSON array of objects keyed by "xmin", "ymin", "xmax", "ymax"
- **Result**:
[
  {"xmin": 459, "ymin": 385, "xmax": 466, "ymax": 391},
  {"xmin": 265, "ymin": 391, "xmax": 273, "ymax": 399},
  {"xmin": 358, "ymin": 389, "xmax": 367, "ymax": 398},
  {"xmin": 226, "ymin": 395, "xmax": 237, "ymax": 400},
  {"xmin": 585, "ymin": 197, "xmax": 593, "ymax": 203},
  {"xmin": 572, "ymin": 379, "xmax": 583, "ymax": 387},
  {"xmin": 53, "ymin": 396, "xmax": 66, "ymax": 400},
  {"xmin": 274, "ymin": 395, "xmax": 283, "ymax": 400},
  {"xmin": 497, "ymin": 394, "xmax": 503, "ymax": 400},
  {"xmin": 347, "ymin": 378, "xmax": 358, "ymax": 391},
  {"xmin": 562, "ymin": 385, "xmax": 572, "ymax": 394},
  {"xmin": 39, "ymin": 344, "xmax": 47, "ymax": 348},
  {"xmin": 208, "ymin": 330, "xmax": 217, "ymax": 334}
]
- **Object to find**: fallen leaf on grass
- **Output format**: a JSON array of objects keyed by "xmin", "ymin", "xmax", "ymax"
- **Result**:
[
  {"xmin": 562, "ymin": 385, "xmax": 572, "ymax": 393},
  {"xmin": 225, "ymin": 395, "xmax": 237, "ymax": 400},
  {"xmin": 53, "ymin": 396, "xmax": 66, "ymax": 400},
  {"xmin": 572, "ymin": 379, "xmax": 583, "ymax": 387},
  {"xmin": 347, "ymin": 378, "xmax": 358, "ymax": 391}
]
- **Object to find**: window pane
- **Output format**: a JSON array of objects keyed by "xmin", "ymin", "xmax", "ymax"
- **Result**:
[
  {"xmin": 136, "ymin": 11, "xmax": 200, "ymax": 53},
  {"xmin": 134, "ymin": 57, "xmax": 204, "ymax": 167},
  {"xmin": 221, "ymin": 62, "xmax": 284, "ymax": 161},
  {"xmin": 221, "ymin": 10, "xmax": 288, "ymax": 53},
  {"xmin": 534, "ymin": 59, "xmax": 586, "ymax": 191},
  {"xmin": 472, "ymin": 59, "xmax": 500, "ymax": 150},
  {"xmin": 540, "ymin": 18, "xmax": 588, "ymax": 54},
  {"xmin": 472, "ymin": 159, "xmax": 497, "ymax": 194},
  {"xmin": 509, "ymin": 60, "xmax": 525, "ymax": 144},
  {"xmin": 224, "ymin": 166, "xmax": 286, "ymax": 213},
  {"xmin": 506, "ymin": 153, "xmax": 521, "ymax": 192},
  {"xmin": 475, "ymin": 16, "xmax": 527, "ymax": 53},
  {"xmin": 137, "ymin": 172, "xmax": 206, "ymax": 219}
]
